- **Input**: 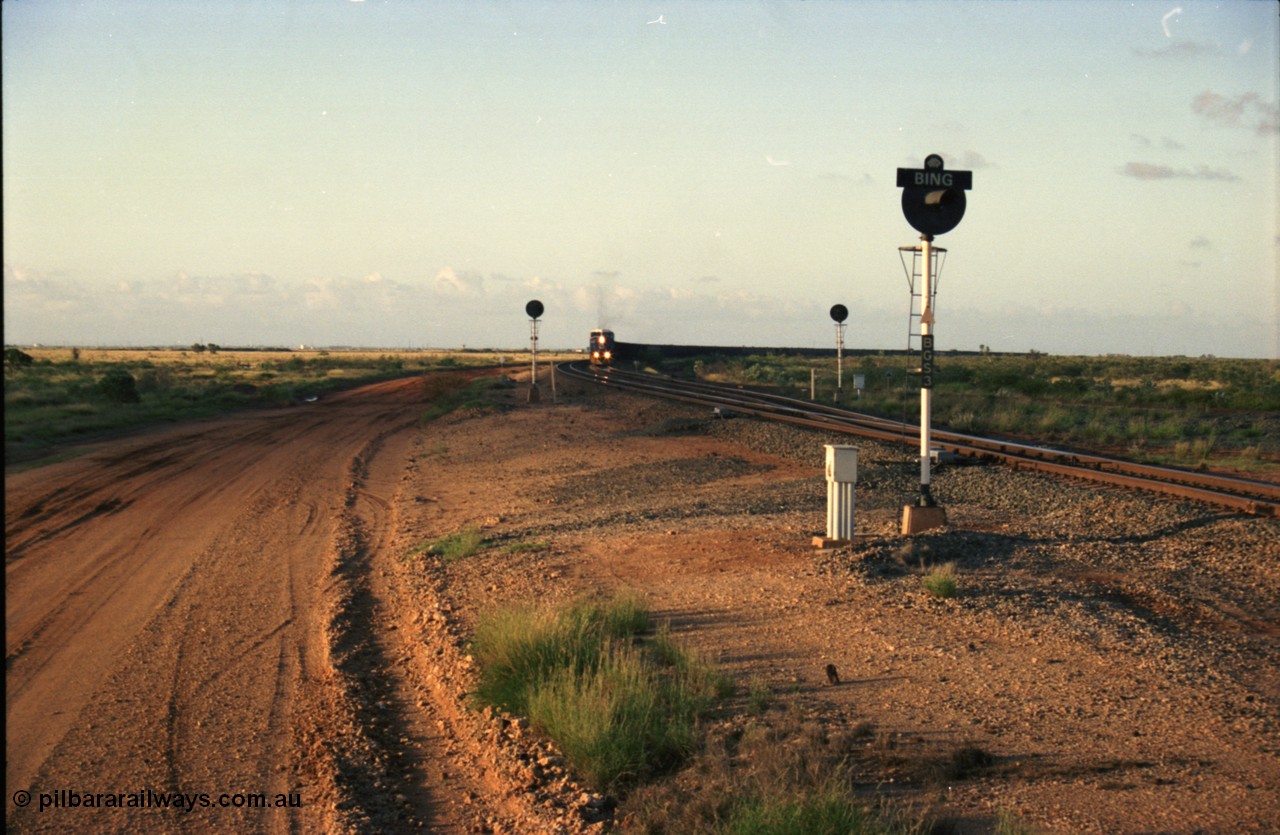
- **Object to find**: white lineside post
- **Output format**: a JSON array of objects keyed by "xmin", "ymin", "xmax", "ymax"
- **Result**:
[
  {"xmin": 825, "ymin": 444, "xmax": 857, "ymax": 540},
  {"xmin": 918, "ymin": 234, "xmax": 934, "ymax": 507}
]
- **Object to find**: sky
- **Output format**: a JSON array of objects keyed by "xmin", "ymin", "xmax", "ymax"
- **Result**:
[{"xmin": 4, "ymin": 0, "xmax": 1278, "ymax": 357}]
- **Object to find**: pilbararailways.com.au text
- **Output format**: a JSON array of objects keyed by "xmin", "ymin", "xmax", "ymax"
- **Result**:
[{"xmin": 15, "ymin": 788, "xmax": 302, "ymax": 814}]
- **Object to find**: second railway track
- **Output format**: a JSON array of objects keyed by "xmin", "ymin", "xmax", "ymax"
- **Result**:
[{"xmin": 559, "ymin": 361, "xmax": 1280, "ymax": 518}]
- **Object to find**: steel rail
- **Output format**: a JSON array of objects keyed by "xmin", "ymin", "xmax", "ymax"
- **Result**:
[{"xmin": 559, "ymin": 361, "xmax": 1280, "ymax": 517}]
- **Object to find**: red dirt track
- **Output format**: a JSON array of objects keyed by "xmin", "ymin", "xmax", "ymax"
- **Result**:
[{"xmin": 6, "ymin": 376, "xmax": 451, "ymax": 832}]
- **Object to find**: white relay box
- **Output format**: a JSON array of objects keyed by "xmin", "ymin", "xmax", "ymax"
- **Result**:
[{"xmin": 825, "ymin": 445, "xmax": 858, "ymax": 483}]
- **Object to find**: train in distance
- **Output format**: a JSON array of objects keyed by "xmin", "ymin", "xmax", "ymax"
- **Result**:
[
  {"xmin": 589, "ymin": 328, "xmax": 615, "ymax": 365},
  {"xmin": 589, "ymin": 330, "xmax": 1008, "ymax": 363}
]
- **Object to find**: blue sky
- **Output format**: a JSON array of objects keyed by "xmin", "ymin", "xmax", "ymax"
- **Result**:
[{"xmin": 4, "ymin": 0, "xmax": 1277, "ymax": 357}]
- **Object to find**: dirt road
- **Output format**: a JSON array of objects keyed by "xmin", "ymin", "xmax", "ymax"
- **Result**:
[{"xmin": 6, "ymin": 376, "xmax": 468, "ymax": 833}]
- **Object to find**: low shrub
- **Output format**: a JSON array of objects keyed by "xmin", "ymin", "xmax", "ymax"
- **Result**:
[
  {"xmin": 422, "ymin": 528, "xmax": 486, "ymax": 562},
  {"xmin": 5, "ymin": 348, "xmax": 35, "ymax": 367},
  {"xmin": 419, "ymin": 376, "xmax": 499, "ymax": 423},
  {"xmin": 922, "ymin": 562, "xmax": 958, "ymax": 599},
  {"xmin": 747, "ymin": 677, "xmax": 773, "ymax": 716},
  {"xmin": 626, "ymin": 708, "xmax": 928, "ymax": 834},
  {"xmin": 720, "ymin": 783, "xmax": 885, "ymax": 834},
  {"xmin": 97, "ymin": 370, "xmax": 141, "ymax": 404},
  {"xmin": 995, "ymin": 807, "xmax": 1039, "ymax": 835},
  {"xmin": 471, "ymin": 594, "xmax": 727, "ymax": 788}
]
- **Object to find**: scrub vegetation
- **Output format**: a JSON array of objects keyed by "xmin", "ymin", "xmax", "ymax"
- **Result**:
[
  {"xmin": 679, "ymin": 351, "xmax": 1280, "ymax": 473},
  {"xmin": 415, "ymin": 528, "xmax": 488, "ymax": 563},
  {"xmin": 418, "ymin": 374, "xmax": 510, "ymax": 424},
  {"xmin": 2, "ymin": 347, "xmax": 568, "ymax": 465},
  {"xmin": 8, "ymin": 346, "xmax": 1274, "ymax": 476},
  {"xmin": 626, "ymin": 706, "xmax": 936, "ymax": 835},
  {"xmin": 471, "ymin": 594, "xmax": 731, "ymax": 789},
  {"xmin": 921, "ymin": 562, "xmax": 958, "ymax": 599},
  {"xmin": 472, "ymin": 596, "xmax": 947, "ymax": 833}
]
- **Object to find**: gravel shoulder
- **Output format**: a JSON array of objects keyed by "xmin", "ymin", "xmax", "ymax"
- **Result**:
[{"xmin": 395, "ymin": 374, "xmax": 1278, "ymax": 833}]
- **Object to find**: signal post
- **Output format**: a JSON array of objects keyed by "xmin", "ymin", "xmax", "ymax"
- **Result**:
[
  {"xmin": 896, "ymin": 154, "xmax": 972, "ymax": 534},
  {"xmin": 525, "ymin": 299, "xmax": 544, "ymax": 403},
  {"xmin": 830, "ymin": 304, "xmax": 848, "ymax": 404}
]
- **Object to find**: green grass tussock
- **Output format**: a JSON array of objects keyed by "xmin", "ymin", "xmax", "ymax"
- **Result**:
[
  {"xmin": 625, "ymin": 709, "xmax": 931, "ymax": 835},
  {"xmin": 921, "ymin": 562, "xmax": 958, "ymax": 599},
  {"xmin": 994, "ymin": 808, "xmax": 1039, "ymax": 835},
  {"xmin": 418, "ymin": 528, "xmax": 487, "ymax": 562},
  {"xmin": 418, "ymin": 375, "xmax": 505, "ymax": 423},
  {"xmin": 471, "ymin": 594, "xmax": 728, "ymax": 789},
  {"xmin": 718, "ymin": 785, "xmax": 886, "ymax": 835}
]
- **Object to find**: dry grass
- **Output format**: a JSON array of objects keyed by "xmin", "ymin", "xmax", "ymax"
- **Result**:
[
  {"xmin": 4, "ymin": 348, "xmax": 580, "ymax": 465},
  {"xmin": 623, "ymin": 706, "xmax": 935, "ymax": 834},
  {"xmin": 20, "ymin": 347, "xmax": 579, "ymax": 366}
]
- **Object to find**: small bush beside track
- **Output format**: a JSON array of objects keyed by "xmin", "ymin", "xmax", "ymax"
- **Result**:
[{"xmin": 470, "ymin": 594, "xmax": 730, "ymax": 789}]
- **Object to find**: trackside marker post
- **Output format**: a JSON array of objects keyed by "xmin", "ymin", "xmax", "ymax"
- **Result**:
[{"xmin": 896, "ymin": 155, "xmax": 972, "ymax": 534}]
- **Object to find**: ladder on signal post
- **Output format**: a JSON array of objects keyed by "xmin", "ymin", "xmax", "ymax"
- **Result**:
[
  {"xmin": 899, "ymin": 243, "xmax": 946, "ymax": 354},
  {"xmin": 897, "ymin": 243, "xmax": 947, "ymax": 427}
]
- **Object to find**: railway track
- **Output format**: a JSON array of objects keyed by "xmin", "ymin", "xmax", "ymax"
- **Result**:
[{"xmin": 558, "ymin": 361, "xmax": 1280, "ymax": 518}]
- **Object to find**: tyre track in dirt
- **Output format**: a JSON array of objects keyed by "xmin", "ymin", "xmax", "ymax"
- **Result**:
[
  {"xmin": 312, "ymin": 425, "xmax": 478, "ymax": 832},
  {"xmin": 4, "ymin": 376, "xmax": 480, "ymax": 833}
]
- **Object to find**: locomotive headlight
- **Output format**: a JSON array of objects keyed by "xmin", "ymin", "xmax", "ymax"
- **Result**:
[
  {"xmin": 604, "ymin": 351, "xmax": 612, "ymax": 360},
  {"xmin": 597, "ymin": 335, "xmax": 606, "ymax": 345}
]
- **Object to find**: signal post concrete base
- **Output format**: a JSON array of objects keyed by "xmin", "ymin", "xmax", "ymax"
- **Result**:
[{"xmin": 901, "ymin": 504, "xmax": 947, "ymax": 535}]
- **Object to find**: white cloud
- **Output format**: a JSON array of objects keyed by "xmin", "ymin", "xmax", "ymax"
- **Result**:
[
  {"xmin": 434, "ymin": 266, "xmax": 485, "ymax": 297},
  {"xmin": 303, "ymin": 277, "xmax": 340, "ymax": 310},
  {"xmin": 1192, "ymin": 91, "xmax": 1280, "ymax": 135},
  {"xmin": 955, "ymin": 151, "xmax": 991, "ymax": 170},
  {"xmin": 525, "ymin": 275, "xmax": 562, "ymax": 293},
  {"xmin": 2, "ymin": 264, "xmax": 1273, "ymax": 358},
  {"xmin": 1134, "ymin": 41, "xmax": 1216, "ymax": 59},
  {"xmin": 1119, "ymin": 162, "xmax": 1239, "ymax": 182}
]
